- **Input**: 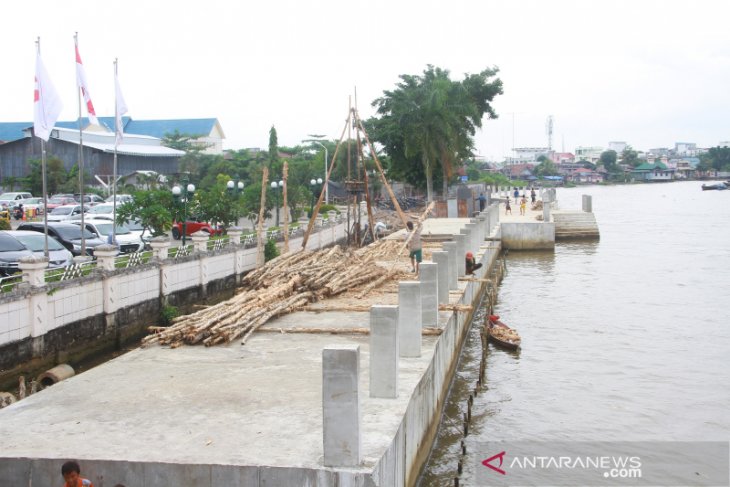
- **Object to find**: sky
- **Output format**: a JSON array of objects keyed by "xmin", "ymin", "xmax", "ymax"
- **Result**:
[{"xmin": 3, "ymin": 0, "xmax": 730, "ymax": 161}]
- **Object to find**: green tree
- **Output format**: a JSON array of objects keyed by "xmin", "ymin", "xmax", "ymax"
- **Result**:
[
  {"xmin": 196, "ymin": 174, "xmax": 242, "ymax": 229},
  {"xmin": 621, "ymin": 146, "xmax": 641, "ymax": 167},
  {"xmin": 240, "ymin": 182, "xmax": 273, "ymax": 224},
  {"xmin": 162, "ymin": 130, "xmax": 211, "ymax": 177},
  {"xmin": 115, "ymin": 189, "xmax": 176, "ymax": 237},
  {"xmin": 268, "ymin": 125, "xmax": 281, "ymax": 178},
  {"xmin": 701, "ymin": 146, "xmax": 730, "ymax": 171},
  {"xmin": 534, "ymin": 157, "xmax": 559, "ymax": 177},
  {"xmin": 599, "ymin": 150, "xmax": 619, "ymax": 172},
  {"xmin": 369, "ymin": 65, "xmax": 503, "ymax": 201}
]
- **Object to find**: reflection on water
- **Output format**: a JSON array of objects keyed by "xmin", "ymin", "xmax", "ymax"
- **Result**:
[{"xmin": 419, "ymin": 181, "xmax": 730, "ymax": 485}]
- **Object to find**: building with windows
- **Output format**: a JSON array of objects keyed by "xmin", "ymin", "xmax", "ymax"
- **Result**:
[{"xmin": 574, "ymin": 146, "xmax": 603, "ymax": 164}]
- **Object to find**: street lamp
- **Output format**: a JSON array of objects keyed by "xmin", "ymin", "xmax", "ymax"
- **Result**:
[
  {"xmin": 227, "ymin": 180, "xmax": 244, "ymax": 227},
  {"xmin": 270, "ymin": 180, "xmax": 284, "ymax": 226},
  {"xmin": 172, "ymin": 181, "xmax": 195, "ymax": 247},
  {"xmin": 304, "ymin": 138, "xmax": 328, "ymax": 204},
  {"xmin": 309, "ymin": 177, "xmax": 323, "ymax": 216}
]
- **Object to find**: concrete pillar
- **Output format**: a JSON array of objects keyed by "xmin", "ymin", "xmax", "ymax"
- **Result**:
[
  {"xmin": 431, "ymin": 251, "xmax": 450, "ymax": 305},
  {"xmin": 454, "ymin": 233, "xmax": 467, "ymax": 276},
  {"xmin": 466, "ymin": 222, "xmax": 478, "ymax": 253},
  {"xmin": 18, "ymin": 255, "xmax": 48, "ymax": 287},
  {"xmin": 323, "ymin": 345, "xmax": 361, "ymax": 466},
  {"xmin": 443, "ymin": 241, "xmax": 458, "ymax": 290},
  {"xmin": 150, "ymin": 237, "xmax": 170, "ymax": 260},
  {"xmin": 370, "ymin": 305, "xmax": 399, "ymax": 398},
  {"xmin": 398, "ymin": 282, "xmax": 421, "ymax": 357},
  {"xmin": 191, "ymin": 230, "xmax": 209, "ymax": 253},
  {"xmin": 419, "ymin": 262, "xmax": 439, "ymax": 327},
  {"xmin": 228, "ymin": 227, "xmax": 243, "ymax": 245},
  {"xmin": 93, "ymin": 244, "xmax": 119, "ymax": 272},
  {"xmin": 476, "ymin": 216, "xmax": 486, "ymax": 244},
  {"xmin": 543, "ymin": 200, "xmax": 552, "ymax": 222},
  {"xmin": 582, "ymin": 194, "xmax": 592, "ymax": 213}
]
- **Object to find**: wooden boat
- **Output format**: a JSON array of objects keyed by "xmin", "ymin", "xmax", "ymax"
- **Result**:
[
  {"xmin": 485, "ymin": 316, "xmax": 521, "ymax": 350},
  {"xmin": 701, "ymin": 182, "xmax": 728, "ymax": 191}
]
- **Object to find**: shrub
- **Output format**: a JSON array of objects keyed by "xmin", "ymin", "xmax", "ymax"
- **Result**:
[
  {"xmin": 160, "ymin": 305, "xmax": 179, "ymax": 326},
  {"xmin": 0, "ymin": 219, "xmax": 10, "ymax": 231},
  {"xmin": 264, "ymin": 238, "xmax": 280, "ymax": 262}
]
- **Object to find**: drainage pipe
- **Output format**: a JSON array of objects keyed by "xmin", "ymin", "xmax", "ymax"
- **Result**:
[{"xmin": 37, "ymin": 364, "xmax": 75, "ymax": 387}]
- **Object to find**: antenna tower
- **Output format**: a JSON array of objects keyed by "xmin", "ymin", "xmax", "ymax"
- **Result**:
[{"xmin": 546, "ymin": 115, "xmax": 554, "ymax": 151}]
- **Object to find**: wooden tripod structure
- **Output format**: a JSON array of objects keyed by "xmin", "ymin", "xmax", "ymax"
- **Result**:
[{"xmin": 301, "ymin": 103, "xmax": 409, "ymax": 249}]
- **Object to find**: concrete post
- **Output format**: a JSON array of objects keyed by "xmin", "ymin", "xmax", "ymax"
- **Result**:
[
  {"xmin": 476, "ymin": 216, "xmax": 486, "ymax": 244},
  {"xmin": 543, "ymin": 199, "xmax": 552, "ymax": 222},
  {"xmin": 419, "ymin": 262, "xmax": 439, "ymax": 327},
  {"xmin": 454, "ymin": 234, "xmax": 467, "ymax": 276},
  {"xmin": 443, "ymin": 241, "xmax": 459, "ymax": 290},
  {"xmin": 582, "ymin": 194, "xmax": 592, "ymax": 213},
  {"xmin": 18, "ymin": 255, "xmax": 49, "ymax": 287},
  {"xmin": 228, "ymin": 227, "xmax": 243, "ymax": 245},
  {"xmin": 370, "ymin": 305, "xmax": 399, "ymax": 398},
  {"xmin": 398, "ymin": 282, "xmax": 421, "ymax": 357},
  {"xmin": 93, "ymin": 244, "xmax": 119, "ymax": 272},
  {"xmin": 323, "ymin": 345, "xmax": 361, "ymax": 467},
  {"xmin": 431, "ymin": 251, "xmax": 450, "ymax": 305},
  {"xmin": 191, "ymin": 231, "xmax": 210, "ymax": 253},
  {"xmin": 150, "ymin": 237, "xmax": 170, "ymax": 260},
  {"xmin": 466, "ymin": 222, "xmax": 478, "ymax": 253}
]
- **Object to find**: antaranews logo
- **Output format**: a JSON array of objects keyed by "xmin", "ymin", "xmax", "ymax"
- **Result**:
[{"xmin": 481, "ymin": 450, "xmax": 507, "ymax": 475}]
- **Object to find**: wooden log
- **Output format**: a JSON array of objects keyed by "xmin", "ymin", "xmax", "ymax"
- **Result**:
[{"xmin": 256, "ymin": 167, "xmax": 269, "ymax": 268}]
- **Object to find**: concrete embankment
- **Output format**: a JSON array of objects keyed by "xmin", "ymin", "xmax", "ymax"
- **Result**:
[{"xmin": 0, "ymin": 205, "xmax": 503, "ymax": 486}]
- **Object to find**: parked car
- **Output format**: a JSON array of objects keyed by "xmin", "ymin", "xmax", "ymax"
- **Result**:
[
  {"xmin": 74, "ymin": 194, "xmax": 106, "ymax": 206},
  {"xmin": 46, "ymin": 196, "xmax": 76, "ymax": 210},
  {"xmin": 171, "ymin": 219, "xmax": 223, "ymax": 240},
  {"xmin": 12, "ymin": 197, "xmax": 46, "ymax": 215},
  {"xmin": 47, "ymin": 204, "xmax": 87, "ymax": 222},
  {"xmin": 0, "ymin": 231, "xmax": 34, "ymax": 276},
  {"xmin": 105, "ymin": 194, "xmax": 134, "ymax": 204},
  {"xmin": 0, "ymin": 192, "xmax": 33, "ymax": 210},
  {"xmin": 70, "ymin": 203, "xmax": 115, "ymax": 221},
  {"xmin": 6, "ymin": 230, "xmax": 73, "ymax": 268},
  {"xmin": 17, "ymin": 222, "xmax": 106, "ymax": 256},
  {"xmin": 73, "ymin": 219, "xmax": 144, "ymax": 254}
]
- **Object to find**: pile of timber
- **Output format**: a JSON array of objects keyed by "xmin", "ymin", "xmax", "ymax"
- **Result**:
[{"xmin": 143, "ymin": 243, "xmax": 402, "ymax": 348}]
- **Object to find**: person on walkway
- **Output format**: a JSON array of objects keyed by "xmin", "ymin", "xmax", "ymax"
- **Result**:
[
  {"xmin": 466, "ymin": 251, "xmax": 482, "ymax": 275},
  {"xmin": 406, "ymin": 220, "xmax": 422, "ymax": 274},
  {"xmin": 61, "ymin": 460, "xmax": 94, "ymax": 487},
  {"xmin": 478, "ymin": 193, "xmax": 487, "ymax": 211},
  {"xmin": 530, "ymin": 188, "xmax": 536, "ymax": 204},
  {"xmin": 505, "ymin": 199, "xmax": 512, "ymax": 215},
  {"xmin": 513, "ymin": 188, "xmax": 519, "ymax": 200},
  {"xmin": 520, "ymin": 196, "xmax": 527, "ymax": 215}
]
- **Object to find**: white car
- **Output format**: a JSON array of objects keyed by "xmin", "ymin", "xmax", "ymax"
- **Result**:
[
  {"xmin": 105, "ymin": 194, "xmax": 133, "ymax": 204},
  {"xmin": 13, "ymin": 197, "xmax": 46, "ymax": 215},
  {"xmin": 47, "ymin": 204, "xmax": 86, "ymax": 222},
  {"xmin": 73, "ymin": 219, "xmax": 144, "ymax": 254},
  {"xmin": 0, "ymin": 192, "xmax": 33, "ymax": 210},
  {"xmin": 70, "ymin": 203, "xmax": 116, "ymax": 221},
  {"xmin": 7, "ymin": 230, "xmax": 73, "ymax": 268}
]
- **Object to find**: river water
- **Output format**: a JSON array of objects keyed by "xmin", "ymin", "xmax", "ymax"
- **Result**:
[{"xmin": 419, "ymin": 180, "xmax": 730, "ymax": 485}]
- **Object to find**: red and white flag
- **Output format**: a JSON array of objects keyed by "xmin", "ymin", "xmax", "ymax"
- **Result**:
[
  {"xmin": 75, "ymin": 43, "xmax": 98, "ymax": 125},
  {"xmin": 114, "ymin": 72, "xmax": 128, "ymax": 146},
  {"xmin": 33, "ymin": 51, "xmax": 63, "ymax": 142}
]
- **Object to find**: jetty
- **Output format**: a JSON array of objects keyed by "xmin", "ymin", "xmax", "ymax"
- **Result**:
[{"xmin": 0, "ymin": 190, "xmax": 598, "ymax": 486}]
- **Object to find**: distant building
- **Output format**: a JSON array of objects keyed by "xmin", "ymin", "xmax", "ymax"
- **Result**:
[
  {"xmin": 502, "ymin": 163, "xmax": 535, "ymax": 180},
  {"xmin": 574, "ymin": 146, "xmax": 603, "ymax": 164},
  {"xmin": 648, "ymin": 147, "xmax": 670, "ymax": 157},
  {"xmin": 0, "ymin": 117, "xmax": 225, "ymax": 154},
  {"xmin": 608, "ymin": 141, "xmax": 627, "ymax": 154},
  {"xmin": 718, "ymin": 141, "xmax": 730, "ymax": 148},
  {"xmin": 0, "ymin": 126, "xmax": 183, "ymax": 182},
  {"xmin": 631, "ymin": 160, "xmax": 674, "ymax": 181},
  {"xmin": 552, "ymin": 152, "xmax": 575, "ymax": 164},
  {"xmin": 508, "ymin": 147, "xmax": 551, "ymax": 164},
  {"xmin": 567, "ymin": 167, "xmax": 605, "ymax": 184}
]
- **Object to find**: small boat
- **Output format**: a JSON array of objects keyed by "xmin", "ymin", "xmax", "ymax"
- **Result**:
[
  {"xmin": 485, "ymin": 315, "xmax": 521, "ymax": 350},
  {"xmin": 701, "ymin": 182, "xmax": 728, "ymax": 191}
]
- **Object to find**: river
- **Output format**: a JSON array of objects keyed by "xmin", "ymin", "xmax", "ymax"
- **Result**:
[{"xmin": 419, "ymin": 180, "xmax": 730, "ymax": 485}]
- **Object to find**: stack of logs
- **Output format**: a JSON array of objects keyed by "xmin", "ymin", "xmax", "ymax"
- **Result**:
[{"xmin": 144, "ymin": 240, "xmax": 406, "ymax": 348}]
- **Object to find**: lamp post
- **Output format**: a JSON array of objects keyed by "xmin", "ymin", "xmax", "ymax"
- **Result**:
[
  {"xmin": 270, "ymin": 180, "xmax": 284, "ymax": 226},
  {"xmin": 309, "ymin": 177, "xmax": 323, "ymax": 216},
  {"xmin": 172, "ymin": 181, "xmax": 195, "ymax": 247},
  {"xmin": 304, "ymin": 138, "xmax": 328, "ymax": 204},
  {"xmin": 226, "ymin": 180, "xmax": 244, "ymax": 227}
]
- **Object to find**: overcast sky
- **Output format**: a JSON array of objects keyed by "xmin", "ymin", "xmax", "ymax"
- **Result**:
[{"xmin": 3, "ymin": 0, "xmax": 729, "ymax": 160}]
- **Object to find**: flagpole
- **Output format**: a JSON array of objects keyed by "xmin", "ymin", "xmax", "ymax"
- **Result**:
[
  {"xmin": 37, "ymin": 37, "xmax": 49, "ymax": 258},
  {"xmin": 112, "ymin": 58, "xmax": 118, "ymax": 245},
  {"xmin": 74, "ymin": 32, "xmax": 87, "ymax": 256}
]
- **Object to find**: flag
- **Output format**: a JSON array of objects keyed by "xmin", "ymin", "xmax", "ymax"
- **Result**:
[
  {"xmin": 114, "ymin": 73, "xmax": 128, "ymax": 146},
  {"xmin": 75, "ymin": 43, "xmax": 98, "ymax": 125},
  {"xmin": 33, "ymin": 52, "xmax": 63, "ymax": 141}
]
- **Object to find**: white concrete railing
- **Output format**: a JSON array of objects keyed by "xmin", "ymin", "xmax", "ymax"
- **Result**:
[{"xmin": 0, "ymin": 220, "xmax": 350, "ymax": 348}]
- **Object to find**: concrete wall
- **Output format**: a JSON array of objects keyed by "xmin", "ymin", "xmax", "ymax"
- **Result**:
[
  {"xmin": 0, "ymin": 221, "xmax": 349, "ymax": 376},
  {"xmin": 500, "ymin": 222, "xmax": 555, "ymax": 250}
]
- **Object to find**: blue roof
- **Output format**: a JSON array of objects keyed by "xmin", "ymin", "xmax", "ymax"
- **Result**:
[
  {"xmin": 126, "ymin": 118, "xmax": 217, "ymax": 138},
  {"xmin": 0, "ymin": 117, "xmax": 217, "ymax": 142},
  {"xmin": 0, "ymin": 122, "xmax": 32, "ymax": 142}
]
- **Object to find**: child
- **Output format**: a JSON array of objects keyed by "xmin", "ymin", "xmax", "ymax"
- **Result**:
[
  {"xmin": 62, "ymin": 461, "xmax": 94, "ymax": 487},
  {"xmin": 505, "ymin": 199, "xmax": 512, "ymax": 215},
  {"xmin": 520, "ymin": 196, "xmax": 527, "ymax": 215}
]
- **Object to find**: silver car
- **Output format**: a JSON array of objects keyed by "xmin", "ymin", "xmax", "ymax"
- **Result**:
[
  {"xmin": 7, "ymin": 230, "xmax": 73, "ymax": 268},
  {"xmin": 0, "ymin": 232, "xmax": 34, "ymax": 276}
]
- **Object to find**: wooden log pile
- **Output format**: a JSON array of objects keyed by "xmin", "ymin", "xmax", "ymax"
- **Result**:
[{"xmin": 143, "ymin": 245, "xmax": 397, "ymax": 348}]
